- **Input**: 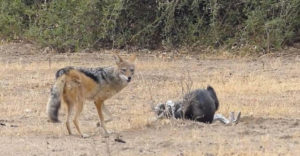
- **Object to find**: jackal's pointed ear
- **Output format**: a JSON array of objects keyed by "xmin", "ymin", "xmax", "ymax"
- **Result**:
[
  {"xmin": 129, "ymin": 54, "xmax": 136, "ymax": 63},
  {"xmin": 114, "ymin": 54, "xmax": 123, "ymax": 64}
]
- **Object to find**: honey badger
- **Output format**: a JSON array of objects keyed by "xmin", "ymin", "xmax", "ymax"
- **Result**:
[{"xmin": 155, "ymin": 86, "xmax": 240, "ymax": 124}]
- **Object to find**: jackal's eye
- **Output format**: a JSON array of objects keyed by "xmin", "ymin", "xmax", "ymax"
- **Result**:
[
  {"xmin": 121, "ymin": 68, "xmax": 127, "ymax": 72},
  {"xmin": 130, "ymin": 68, "xmax": 134, "ymax": 73}
]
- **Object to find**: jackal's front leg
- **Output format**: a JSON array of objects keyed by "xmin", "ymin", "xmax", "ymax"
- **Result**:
[
  {"xmin": 103, "ymin": 105, "xmax": 113, "ymax": 123},
  {"xmin": 94, "ymin": 99, "xmax": 109, "ymax": 137}
]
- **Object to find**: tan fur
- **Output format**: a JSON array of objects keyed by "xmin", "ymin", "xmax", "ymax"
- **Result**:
[
  {"xmin": 62, "ymin": 69, "xmax": 99, "ymax": 136},
  {"xmin": 49, "ymin": 54, "xmax": 136, "ymax": 138}
]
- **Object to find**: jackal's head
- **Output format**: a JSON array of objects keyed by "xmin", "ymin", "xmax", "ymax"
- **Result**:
[{"xmin": 114, "ymin": 54, "xmax": 136, "ymax": 83}]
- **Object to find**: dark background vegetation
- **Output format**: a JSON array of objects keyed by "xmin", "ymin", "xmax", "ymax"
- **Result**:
[{"xmin": 0, "ymin": 0, "xmax": 299, "ymax": 53}]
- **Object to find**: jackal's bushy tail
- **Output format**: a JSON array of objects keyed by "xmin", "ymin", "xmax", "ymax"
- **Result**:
[{"xmin": 46, "ymin": 75, "xmax": 66, "ymax": 122}]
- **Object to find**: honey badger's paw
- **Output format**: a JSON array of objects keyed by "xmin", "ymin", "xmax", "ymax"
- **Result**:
[{"xmin": 233, "ymin": 112, "xmax": 241, "ymax": 124}]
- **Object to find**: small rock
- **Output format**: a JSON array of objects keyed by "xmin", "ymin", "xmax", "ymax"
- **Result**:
[
  {"xmin": 115, "ymin": 138, "xmax": 126, "ymax": 143},
  {"xmin": 25, "ymin": 109, "xmax": 32, "ymax": 113}
]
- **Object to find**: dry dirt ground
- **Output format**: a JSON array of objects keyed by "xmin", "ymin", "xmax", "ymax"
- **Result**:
[{"xmin": 0, "ymin": 43, "xmax": 299, "ymax": 156}]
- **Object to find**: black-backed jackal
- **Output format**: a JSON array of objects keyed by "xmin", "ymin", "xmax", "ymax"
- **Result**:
[{"xmin": 46, "ymin": 54, "xmax": 136, "ymax": 137}]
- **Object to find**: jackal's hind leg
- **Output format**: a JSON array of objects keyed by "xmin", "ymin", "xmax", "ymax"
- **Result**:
[
  {"xmin": 73, "ymin": 102, "xmax": 89, "ymax": 138},
  {"xmin": 65, "ymin": 104, "xmax": 73, "ymax": 135}
]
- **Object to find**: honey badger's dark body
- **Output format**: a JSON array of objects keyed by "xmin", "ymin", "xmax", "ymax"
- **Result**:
[
  {"xmin": 180, "ymin": 86, "xmax": 218, "ymax": 123},
  {"xmin": 155, "ymin": 86, "xmax": 219, "ymax": 123},
  {"xmin": 183, "ymin": 86, "xmax": 219, "ymax": 123}
]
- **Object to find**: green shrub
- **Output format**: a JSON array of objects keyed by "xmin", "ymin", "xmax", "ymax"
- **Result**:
[
  {"xmin": 242, "ymin": 0, "xmax": 300, "ymax": 51},
  {"xmin": 26, "ymin": 0, "xmax": 105, "ymax": 52},
  {"xmin": 0, "ymin": 0, "xmax": 299, "ymax": 52},
  {"xmin": 0, "ymin": 0, "xmax": 29, "ymax": 39},
  {"xmin": 107, "ymin": 0, "xmax": 160, "ymax": 49}
]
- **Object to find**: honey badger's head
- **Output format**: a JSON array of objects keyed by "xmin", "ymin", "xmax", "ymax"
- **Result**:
[
  {"xmin": 155, "ymin": 101, "xmax": 173, "ymax": 118},
  {"xmin": 155, "ymin": 101, "xmax": 183, "ymax": 119},
  {"xmin": 155, "ymin": 103, "xmax": 168, "ymax": 118}
]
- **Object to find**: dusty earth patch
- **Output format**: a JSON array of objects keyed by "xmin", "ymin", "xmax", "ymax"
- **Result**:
[{"xmin": 0, "ymin": 43, "xmax": 299, "ymax": 155}]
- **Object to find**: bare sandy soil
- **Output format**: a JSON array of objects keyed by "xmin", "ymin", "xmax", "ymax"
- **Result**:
[{"xmin": 0, "ymin": 43, "xmax": 299, "ymax": 156}]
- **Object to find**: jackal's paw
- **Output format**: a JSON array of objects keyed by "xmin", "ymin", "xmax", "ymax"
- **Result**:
[
  {"xmin": 96, "ymin": 119, "xmax": 113, "ymax": 126},
  {"xmin": 102, "ymin": 131, "xmax": 112, "ymax": 138},
  {"xmin": 96, "ymin": 122, "xmax": 100, "ymax": 127},
  {"xmin": 104, "ymin": 118, "xmax": 113, "ymax": 123},
  {"xmin": 102, "ymin": 133, "xmax": 109, "ymax": 138},
  {"xmin": 81, "ymin": 133, "xmax": 90, "ymax": 138}
]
